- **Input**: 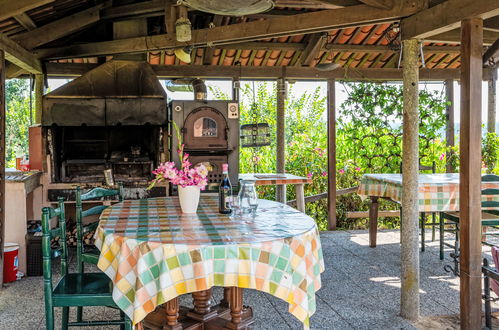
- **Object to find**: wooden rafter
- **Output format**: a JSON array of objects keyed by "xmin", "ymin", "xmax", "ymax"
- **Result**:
[
  {"xmin": 12, "ymin": 3, "xmax": 107, "ymax": 50},
  {"xmin": 484, "ymin": 16, "xmax": 499, "ymax": 32},
  {"xmin": 0, "ymin": 0, "xmax": 54, "ymax": 22},
  {"xmin": 400, "ymin": 0, "xmax": 499, "ymax": 40},
  {"xmin": 14, "ymin": 13, "xmax": 37, "ymax": 31},
  {"xmin": 0, "ymin": 33, "xmax": 41, "ymax": 74},
  {"xmin": 301, "ymin": 33, "xmax": 328, "ymax": 65},
  {"xmin": 358, "ymin": 0, "xmax": 393, "ymax": 9},
  {"xmin": 483, "ymin": 38, "xmax": 499, "ymax": 65},
  {"xmin": 36, "ymin": 2, "xmax": 426, "ymax": 60},
  {"xmin": 426, "ymin": 29, "xmax": 499, "ymax": 45},
  {"xmin": 102, "ymin": 0, "xmax": 166, "ymax": 20},
  {"xmin": 204, "ymin": 15, "xmax": 224, "ymax": 65}
]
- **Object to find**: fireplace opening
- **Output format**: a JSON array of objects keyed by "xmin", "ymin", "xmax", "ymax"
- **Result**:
[{"xmin": 49, "ymin": 125, "xmax": 162, "ymax": 183}]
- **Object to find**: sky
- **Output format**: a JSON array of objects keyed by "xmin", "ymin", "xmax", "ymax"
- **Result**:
[{"xmin": 48, "ymin": 72, "xmax": 499, "ymax": 125}]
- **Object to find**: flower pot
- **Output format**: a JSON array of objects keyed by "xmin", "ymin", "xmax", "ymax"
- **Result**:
[{"xmin": 178, "ymin": 185, "xmax": 201, "ymax": 213}]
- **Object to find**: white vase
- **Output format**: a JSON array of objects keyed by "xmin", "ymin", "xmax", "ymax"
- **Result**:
[{"xmin": 178, "ymin": 185, "xmax": 201, "ymax": 213}]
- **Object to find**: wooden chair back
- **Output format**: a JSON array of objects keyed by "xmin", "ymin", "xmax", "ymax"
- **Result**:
[
  {"xmin": 41, "ymin": 197, "xmax": 67, "ymax": 302},
  {"xmin": 75, "ymin": 183, "xmax": 124, "ymax": 270},
  {"xmin": 482, "ymin": 174, "xmax": 499, "ymax": 210}
]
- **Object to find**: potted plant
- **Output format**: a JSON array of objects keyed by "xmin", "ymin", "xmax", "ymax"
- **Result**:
[{"xmin": 149, "ymin": 123, "xmax": 208, "ymax": 213}]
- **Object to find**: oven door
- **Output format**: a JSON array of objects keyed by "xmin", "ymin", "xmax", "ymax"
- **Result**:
[{"xmin": 183, "ymin": 107, "xmax": 228, "ymax": 150}]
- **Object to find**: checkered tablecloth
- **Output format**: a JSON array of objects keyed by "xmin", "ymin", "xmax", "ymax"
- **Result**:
[
  {"xmin": 358, "ymin": 173, "xmax": 499, "ymax": 212},
  {"xmin": 94, "ymin": 197, "xmax": 324, "ymax": 327}
]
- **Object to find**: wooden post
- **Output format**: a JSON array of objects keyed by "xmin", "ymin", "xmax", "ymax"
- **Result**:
[
  {"xmin": 34, "ymin": 74, "xmax": 43, "ymax": 124},
  {"xmin": 0, "ymin": 50, "xmax": 5, "ymax": 288},
  {"xmin": 459, "ymin": 17, "xmax": 483, "ymax": 330},
  {"xmin": 327, "ymin": 79, "xmax": 337, "ymax": 230},
  {"xmin": 445, "ymin": 79, "xmax": 455, "ymax": 173},
  {"xmin": 400, "ymin": 38, "xmax": 420, "ymax": 322},
  {"xmin": 487, "ymin": 70, "xmax": 497, "ymax": 134},
  {"xmin": 276, "ymin": 78, "xmax": 286, "ymax": 203}
]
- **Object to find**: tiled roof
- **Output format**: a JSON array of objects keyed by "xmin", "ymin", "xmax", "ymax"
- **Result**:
[{"xmin": 0, "ymin": 1, "xmax": 462, "ymax": 70}]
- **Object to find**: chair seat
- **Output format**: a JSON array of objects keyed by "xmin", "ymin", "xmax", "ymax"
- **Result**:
[
  {"xmin": 53, "ymin": 273, "xmax": 115, "ymax": 307},
  {"xmin": 82, "ymin": 246, "xmax": 100, "ymax": 265},
  {"xmin": 441, "ymin": 211, "xmax": 499, "ymax": 225}
]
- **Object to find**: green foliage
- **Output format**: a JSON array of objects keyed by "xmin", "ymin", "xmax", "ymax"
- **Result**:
[
  {"xmin": 210, "ymin": 81, "xmax": 451, "ymax": 230},
  {"xmin": 5, "ymin": 79, "xmax": 32, "ymax": 168},
  {"xmin": 483, "ymin": 132, "xmax": 499, "ymax": 174}
]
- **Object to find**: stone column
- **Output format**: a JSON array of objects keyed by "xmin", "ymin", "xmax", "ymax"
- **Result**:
[
  {"xmin": 327, "ymin": 79, "xmax": 337, "ymax": 230},
  {"xmin": 400, "ymin": 38, "xmax": 420, "ymax": 322},
  {"xmin": 445, "ymin": 79, "xmax": 455, "ymax": 173},
  {"xmin": 276, "ymin": 78, "xmax": 286, "ymax": 203},
  {"xmin": 487, "ymin": 70, "xmax": 497, "ymax": 134}
]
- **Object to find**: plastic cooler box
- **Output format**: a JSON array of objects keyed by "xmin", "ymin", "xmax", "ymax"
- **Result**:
[{"xmin": 3, "ymin": 243, "xmax": 19, "ymax": 283}]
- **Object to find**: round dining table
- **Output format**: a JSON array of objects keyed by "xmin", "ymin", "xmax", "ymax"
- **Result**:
[{"xmin": 94, "ymin": 196, "xmax": 324, "ymax": 329}]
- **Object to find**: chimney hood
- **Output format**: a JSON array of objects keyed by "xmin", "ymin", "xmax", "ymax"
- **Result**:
[{"xmin": 42, "ymin": 60, "xmax": 167, "ymax": 126}]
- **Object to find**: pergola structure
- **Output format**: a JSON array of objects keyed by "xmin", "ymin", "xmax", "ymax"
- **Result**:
[{"xmin": 0, "ymin": 0, "xmax": 498, "ymax": 329}]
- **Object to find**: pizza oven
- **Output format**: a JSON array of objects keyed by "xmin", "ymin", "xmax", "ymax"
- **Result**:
[{"xmin": 170, "ymin": 97, "xmax": 239, "ymax": 191}]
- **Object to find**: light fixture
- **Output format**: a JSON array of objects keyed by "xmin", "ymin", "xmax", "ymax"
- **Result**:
[
  {"xmin": 174, "ymin": 45, "xmax": 193, "ymax": 63},
  {"xmin": 175, "ymin": 5, "xmax": 191, "ymax": 42},
  {"xmin": 175, "ymin": 16, "xmax": 191, "ymax": 42},
  {"xmin": 180, "ymin": 0, "xmax": 274, "ymax": 16}
]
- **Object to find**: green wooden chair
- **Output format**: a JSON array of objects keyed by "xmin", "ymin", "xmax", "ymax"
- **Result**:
[
  {"xmin": 75, "ymin": 183, "xmax": 123, "ymax": 322},
  {"xmin": 440, "ymin": 174, "xmax": 499, "ymax": 274},
  {"xmin": 42, "ymin": 197, "xmax": 132, "ymax": 330}
]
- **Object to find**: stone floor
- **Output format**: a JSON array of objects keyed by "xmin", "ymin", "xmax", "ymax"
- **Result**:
[{"xmin": 0, "ymin": 229, "xmax": 494, "ymax": 329}]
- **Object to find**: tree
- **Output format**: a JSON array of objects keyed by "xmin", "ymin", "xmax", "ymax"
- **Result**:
[{"xmin": 5, "ymin": 79, "xmax": 32, "ymax": 168}]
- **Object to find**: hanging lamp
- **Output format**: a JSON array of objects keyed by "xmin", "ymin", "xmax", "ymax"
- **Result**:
[
  {"xmin": 179, "ymin": 0, "xmax": 274, "ymax": 16},
  {"xmin": 174, "ymin": 45, "xmax": 193, "ymax": 63}
]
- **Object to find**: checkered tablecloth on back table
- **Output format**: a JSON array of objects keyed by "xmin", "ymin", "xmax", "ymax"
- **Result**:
[
  {"xmin": 94, "ymin": 197, "xmax": 324, "ymax": 327},
  {"xmin": 358, "ymin": 173, "xmax": 499, "ymax": 212}
]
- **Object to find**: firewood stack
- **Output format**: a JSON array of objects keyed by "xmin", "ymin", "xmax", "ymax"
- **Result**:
[{"xmin": 47, "ymin": 218, "xmax": 95, "ymax": 247}]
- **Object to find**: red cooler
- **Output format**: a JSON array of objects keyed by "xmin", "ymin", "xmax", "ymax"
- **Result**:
[{"xmin": 3, "ymin": 243, "xmax": 19, "ymax": 283}]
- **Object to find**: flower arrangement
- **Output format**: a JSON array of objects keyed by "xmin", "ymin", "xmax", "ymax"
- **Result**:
[{"xmin": 148, "ymin": 123, "xmax": 208, "ymax": 190}]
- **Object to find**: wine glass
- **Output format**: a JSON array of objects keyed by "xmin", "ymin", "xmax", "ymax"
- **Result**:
[{"xmin": 229, "ymin": 194, "xmax": 241, "ymax": 219}]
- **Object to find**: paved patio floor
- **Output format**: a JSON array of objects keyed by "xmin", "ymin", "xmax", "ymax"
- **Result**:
[{"xmin": 0, "ymin": 229, "xmax": 493, "ymax": 329}]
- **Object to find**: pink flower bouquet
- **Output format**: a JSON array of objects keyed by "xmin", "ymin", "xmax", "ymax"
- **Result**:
[
  {"xmin": 149, "ymin": 154, "xmax": 208, "ymax": 189},
  {"xmin": 148, "ymin": 122, "xmax": 208, "ymax": 190}
]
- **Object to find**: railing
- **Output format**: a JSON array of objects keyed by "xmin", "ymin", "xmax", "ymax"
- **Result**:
[{"xmin": 287, "ymin": 186, "xmax": 400, "ymax": 218}]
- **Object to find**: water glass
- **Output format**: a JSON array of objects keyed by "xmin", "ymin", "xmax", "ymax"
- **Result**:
[{"xmin": 238, "ymin": 180, "xmax": 258, "ymax": 216}]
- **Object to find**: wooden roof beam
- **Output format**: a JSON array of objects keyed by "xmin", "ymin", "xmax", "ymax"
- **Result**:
[
  {"xmin": 426, "ymin": 29, "xmax": 499, "ymax": 45},
  {"xmin": 301, "ymin": 33, "xmax": 328, "ymax": 65},
  {"xmin": 12, "ymin": 3, "xmax": 107, "ymax": 50},
  {"xmin": 0, "ymin": 0, "xmax": 54, "ymax": 22},
  {"xmin": 14, "ymin": 13, "xmax": 37, "ymax": 31},
  {"xmin": 36, "ymin": 1, "xmax": 427, "ymax": 60},
  {"xmin": 483, "ymin": 38, "xmax": 499, "ymax": 66},
  {"xmin": 0, "ymin": 33, "xmax": 41, "ymax": 74},
  {"xmin": 357, "ymin": 0, "xmax": 393, "ymax": 9},
  {"xmin": 203, "ymin": 15, "xmax": 224, "ymax": 65},
  {"xmin": 44, "ymin": 62, "xmax": 463, "ymax": 80},
  {"xmin": 401, "ymin": 0, "xmax": 499, "ymax": 40},
  {"xmin": 102, "ymin": 0, "xmax": 167, "ymax": 20}
]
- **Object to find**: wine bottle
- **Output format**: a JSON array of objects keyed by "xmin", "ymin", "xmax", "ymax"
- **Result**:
[{"xmin": 219, "ymin": 163, "xmax": 232, "ymax": 214}]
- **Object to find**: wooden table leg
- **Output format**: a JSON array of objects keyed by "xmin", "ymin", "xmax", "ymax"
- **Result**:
[
  {"xmin": 163, "ymin": 297, "xmax": 181, "ymax": 330},
  {"xmin": 187, "ymin": 289, "xmax": 217, "ymax": 321},
  {"xmin": 227, "ymin": 287, "xmax": 243, "ymax": 329},
  {"xmin": 369, "ymin": 196, "xmax": 379, "ymax": 248},
  {"xmin": 295, "ymin": 184, "xmax": 306, "ymax": 212},
  {"xmin": 220, "ymin": 287, "xmax": 230, "ymax": 308}
]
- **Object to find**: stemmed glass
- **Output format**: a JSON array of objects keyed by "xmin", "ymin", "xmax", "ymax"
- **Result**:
[{"xmin": 229, "ymin": 194, "xmax": 241, "ymax": 219}]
